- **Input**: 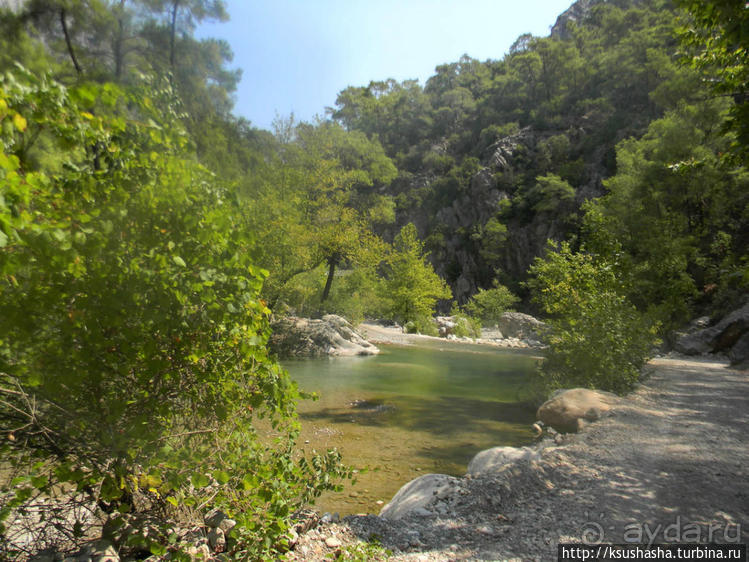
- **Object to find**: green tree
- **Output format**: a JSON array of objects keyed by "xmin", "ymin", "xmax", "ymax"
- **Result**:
[
  {"xmin": 677, "ymin": 0, "xmax": 749, "ymax": 163},
  {"xmin": 383, "ymin": 223, "xmax": 452, "ymax": 327}
]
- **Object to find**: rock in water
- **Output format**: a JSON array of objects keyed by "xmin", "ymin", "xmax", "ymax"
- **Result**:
[
  {"xmin": 269, "ymin": 314, "xmax": 380, "ymax": 358},
  {"xmin": 537, "ymin": 388, "xmax": 619, "ymax": 433}
]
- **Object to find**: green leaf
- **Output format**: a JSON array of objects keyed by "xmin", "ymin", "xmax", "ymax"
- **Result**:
[
  {"xmin": 172, "ymin": 255, "xmax": 186, "ymax": 267},
  {"xmin": 190, "ymin": 473, "xmax": 210, "ymax": 489},
  {"xmin": 213, "ymin": 470, "xmax": 230, "ymax": 485}
]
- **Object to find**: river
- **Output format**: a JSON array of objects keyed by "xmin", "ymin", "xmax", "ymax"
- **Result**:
[{"xmin": 283, "ymin": 339, "xmax": 540, "ymax": 516}]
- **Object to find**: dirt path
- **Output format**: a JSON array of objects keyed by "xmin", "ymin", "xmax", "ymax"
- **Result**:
[{"xmin": 289, "ymin": 356, "xmax": 749, "ymax": 560}]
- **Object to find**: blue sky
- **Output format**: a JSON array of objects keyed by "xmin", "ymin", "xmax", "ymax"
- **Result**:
[{"xmin": 197, "ymin": 0, "xmax": 574, "ymax": 131}]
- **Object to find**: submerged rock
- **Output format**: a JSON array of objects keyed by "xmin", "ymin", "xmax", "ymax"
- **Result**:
[
  {"xmin": 269, "ymin": 314, "xmax": 379, "ymax": 358},
  {"xmin": 537, "ymin": 388, "xmax": 619, "ymax": 433}
]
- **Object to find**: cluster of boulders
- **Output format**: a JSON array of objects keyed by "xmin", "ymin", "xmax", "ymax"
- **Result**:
[
  {"xmin": 269, "ymin": 314, "xmax": 380, "ymax": 358},
  {"xmin": 436, "ymin": 311, "xmax": 547, "ymax": 349},
  {"xmin": 674, "ymin": 302, "xmax": 749, "ymax": 367}
]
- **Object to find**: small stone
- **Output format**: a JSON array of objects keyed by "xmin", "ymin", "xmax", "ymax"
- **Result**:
[
  {"xmin": 375, "ymin": 500, "xmax": 384, "ymax": 506},
  {"xmin": 208, "ymin": 528, "xmax": 226, "ymax": 552},
  {"xmin": 325, "ymin": 537, "xmax": 342, "ymax": 548},
  {"xmin": 218, "ymin": 518, "xmax": 236, "ymax": 533},
  {"xmin": 204, "ymin": 508, "xmax": 228, "ymax": 528}
]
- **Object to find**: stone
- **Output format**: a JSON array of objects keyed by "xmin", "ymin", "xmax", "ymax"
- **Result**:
[
  {"xmin": 497, "ymin": 312, "xmax": 547, "ymax": 341},
  {"xmin": 217, "ymin": 518, "xmax": 236, "ymax": 533},
  {"xmin": 88, "ymin": 539, "xmax": 119, "ymax": 562},
  {"xmin": 728, "ymin": 331, "xmax": 749, "ymax": 367},
  {"xmin": 674, "ymin": 303, "xmax": 749, "ymax": 362},
  {"xmin": 269, "ymin": 314, "xmax": 379, "ymax": 358},
  {"xmin": 325, "ymin": 537, "xmax": 342, "ymax": 548},
  {"xmin": 204, "ymin": 508, "xmax": 228, "ymax": 528},
  {"xmin": 380, "ymin": 474, "xmax": 462, "ymax": 520},
  {"xmin": 207, "ymin": 527, "xmax": 226, "ymax": 553},
  {"xmin": 467, "ymin": 446, "xmax": 538, "ymax": 476},
  {"xmin": 537, "ymin": 388, "xmax": 619, "ymax": 433}
]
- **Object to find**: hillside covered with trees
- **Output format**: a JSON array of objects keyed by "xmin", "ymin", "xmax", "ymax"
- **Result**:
[{"xmin": 0, "ymin": 0, "xmax": 746, "ymax": 558}]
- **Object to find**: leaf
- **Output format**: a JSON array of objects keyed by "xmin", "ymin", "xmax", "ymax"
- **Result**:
[
  {"xmin": 190, "ymin": 473, "xmax": 210, "ymax": 489},
  {"xmin": 172, "ymin": 255, "xmax": 186, "ymax": 267},
  {"xmin": 213, "ymin": 470, "xmax": 230, "ymax": 485},
  {"xmin": 12, "ymin": 113, "xmax": 27, "ymax": 132}
]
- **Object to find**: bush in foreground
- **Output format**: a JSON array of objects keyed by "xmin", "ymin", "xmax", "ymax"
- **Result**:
[
  {"xmin": 0, "ymin": 70, "xmax": 349, "ymax": 559},
  {"xmin": 527, "ymin": 242, "xmax": 660, "ymax": 395}
]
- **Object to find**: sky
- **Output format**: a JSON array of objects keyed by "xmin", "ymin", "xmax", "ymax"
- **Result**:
[{"xmin": 197, "ymin": 0, "xmax": 575, "ymax": 131}]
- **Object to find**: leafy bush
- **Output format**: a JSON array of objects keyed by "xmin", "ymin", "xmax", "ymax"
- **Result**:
[
  {"xmin": 0, "ymin": 70, "xmax": 349, "ymax": 558},
  {"xmin": 450, "ymin": 313, "xmax": 482, "ymax": 339},
  {"xmin": 527, "ymin": 242, "xmax": 660, "ymax": 395},
  {"xmin": 463, "ymin": 280, "xmax": 519, "ymax": 326}
]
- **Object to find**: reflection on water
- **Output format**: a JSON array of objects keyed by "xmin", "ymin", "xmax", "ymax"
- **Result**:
[{"xmin": 283, "ymin": 340, "xmax": 540, "ymax": 515}]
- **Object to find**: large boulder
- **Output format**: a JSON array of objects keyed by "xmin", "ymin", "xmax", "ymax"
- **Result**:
[
  {"xmin": 269, "ymin": 314, "xmax": 379, "ymax": 358},
  {"xmin": 379, "ymin": 474, "xmax": 463, "ymax": 520},
  {"xmin": 467, "ymin": 446, "xmax": 538, "ymax": 477},
  {"xmin": 674, "ymin": 303, "xmax": 749, "ymax": 365},
  {"xmin": 537, "ymin": 388, "xmax": 619, "ymax": 433},
  {"xmin": 497, "ymin": 312, "xmax": 547, "ymax": 341}
]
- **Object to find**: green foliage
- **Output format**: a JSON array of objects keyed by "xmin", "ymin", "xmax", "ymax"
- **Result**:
[
  {"xmin": 0, "ymin": 69, "xmax": 350, "ymax": 558},
  {"xmin": 382, "ymin": 223, "xmax": 452, "ymax": 324},
  {"xmin": 677, "ymin": 0, "xmax": 749, "ymax": 164},
  {"xmin": 449, "ymin": 308, "xmax": 483, "ymax": 339},
  {"xmin": 527, "ymin": 242, "xmax": 660, "ymax": 395},
  {"xmin": 583, "ymin": 101, "xmax": 749, "ymax": 328},
  {"xmin": 463, "ymin": 280, "xmax": 519, "ymax": 326}
]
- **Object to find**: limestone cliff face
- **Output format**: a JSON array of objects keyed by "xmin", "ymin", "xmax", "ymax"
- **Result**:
[
  {"xmin": 394, "ymin": 126, "xmax": 607, "ymax": 304},
  {"xmin": 551, "ymin": 0, "xmax": 648, "ymax": 40},
  {"xmin": 551, "ymin": 0, "xmax": 605, "ymax": 40}
]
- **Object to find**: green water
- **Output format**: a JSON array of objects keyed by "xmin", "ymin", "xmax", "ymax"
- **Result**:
[{"xmin": 284, "ymin": 340, "xmax": 540, "ymax": 515}]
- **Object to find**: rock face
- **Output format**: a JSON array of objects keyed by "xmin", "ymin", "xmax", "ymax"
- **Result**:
[
  {"xmin": 674, "ymin": 303, "xmax": 749, "ymax": 365},
  {"xmin": 466, "ymin": 446, "xmax": 539, "ymax": 477},
  {"xmin": 497, "ymin": 312, "xmax": 547, "ymax": 341},
  {"xmin": 380, "ymin": 474, "xmax": 463, "ymax": 520},
  {"xmin": 269, "ymin": 315, "xmax": 380, "ymax": 358},
  {"xmin": 537, "ymin": 388, "xmax": 619, "ymax": 433}
]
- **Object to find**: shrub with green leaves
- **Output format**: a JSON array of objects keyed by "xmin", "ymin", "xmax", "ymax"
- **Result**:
[
  {"xmin": 463, "ymin": 280, "xmax": 519, "ymax": 326},
  {"xmin": 527, "ymin": 242, "xmax": 660, "ymax": 395},
  {"xmin": 0, "ymin": 70, "xmax": 350, "ymax": 559}
]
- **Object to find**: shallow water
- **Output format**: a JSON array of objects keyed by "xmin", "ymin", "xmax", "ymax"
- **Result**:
[{"xmin": 284, "ymin": 340, "xmax": 541, "ymax": 516}]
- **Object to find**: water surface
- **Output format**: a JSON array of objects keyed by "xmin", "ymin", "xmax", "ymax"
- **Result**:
[{"xmin": 284, "ymin": 340, "xmax": 540, "ymax": 515}]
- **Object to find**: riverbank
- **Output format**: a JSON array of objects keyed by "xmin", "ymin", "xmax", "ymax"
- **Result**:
[
  {"xmin": 359, "ymin": 322, "xmax": 542, "ymax": 351},
  {"xmin": 285, "ymin": 355, "xmax": 749, "ymax": 560}
]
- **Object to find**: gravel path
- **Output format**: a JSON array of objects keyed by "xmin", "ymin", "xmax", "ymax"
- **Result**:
[{"xmin": 287, "ymin": 356, "xmax": 749, "ymax": 560}]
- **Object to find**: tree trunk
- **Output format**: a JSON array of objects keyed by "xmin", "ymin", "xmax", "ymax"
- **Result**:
[
  {"xmin": 321, "ymin": 257, "xmax": 338, "ymax": 302},
  {"xmin": 60, "ymin": 8, "xmax": 82, "ymax": 75}
]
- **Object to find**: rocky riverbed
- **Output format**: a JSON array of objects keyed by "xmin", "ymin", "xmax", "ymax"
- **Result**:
[{"xmin": 285, "ymin": 355, "xmax": 749, "ymax": 561}]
